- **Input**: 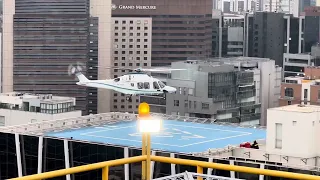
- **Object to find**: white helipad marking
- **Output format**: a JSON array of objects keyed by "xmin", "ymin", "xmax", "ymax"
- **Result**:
[{"xmin": 128, "ymin": 128, "xmax": 205, "ymax": 140}]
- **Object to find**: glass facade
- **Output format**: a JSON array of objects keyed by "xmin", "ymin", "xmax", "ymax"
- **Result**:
[
  {"xmin": 12, "ymin": 0, "xmax": 97, "ymax": 115},
  {"xmin": 1, "ymin": 132, "xmax": 319, "ymax": 179}
]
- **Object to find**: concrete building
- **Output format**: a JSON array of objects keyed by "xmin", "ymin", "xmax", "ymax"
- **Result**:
[
  {"xmin": 0, "ymin": 92, "xmax": 81, "ymax": 126},
  {"xmin": 111, "ymin": 0, "xmax": 213, "ymax": 66},
  {"xmin": 142, "ymin": 57, "xmax": 281, "ymax": 126},
  {"xmin": 2, "ymin": 0, "xmax": 112, "ymax": 115},
  {"xmin": 221, "ymin": 57, "xmax": 282, "ymax": 126},
  {"xmin": 279, "ymin": 66, "xmax": 320, "ymax": 106},
  {"xmin": 111, "ymin": 17, "xmax": 152, "ymax": 112},
  {"xmin": 248, "ymin": 12, "xmax": 300, "ymax": 66},
  {"xmin": 267, "ymin": 104, "xmax": 320, "ymax": 159},
  {"xmin": 283, "ymin": 53, "xmax": 315, "ymax": 78}
]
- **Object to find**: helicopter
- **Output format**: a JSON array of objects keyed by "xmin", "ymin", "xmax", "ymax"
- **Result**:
[{"xmin": 68, "ymin": 64, "xmax": 185, "ymax": 102}]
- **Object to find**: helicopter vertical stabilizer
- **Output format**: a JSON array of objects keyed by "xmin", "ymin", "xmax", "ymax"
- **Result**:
[{"xmin": 75, "ymin": 72, "xmax": 89, "ymax": 82}]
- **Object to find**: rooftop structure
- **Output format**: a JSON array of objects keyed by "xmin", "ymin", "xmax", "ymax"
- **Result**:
[
  {"xmin": 0, "ymin": 92, "xmax": 81, "ymax": 126},
  {"xmin": 1, "ymin": 112, "xmax": 320, "ymax": 180}
]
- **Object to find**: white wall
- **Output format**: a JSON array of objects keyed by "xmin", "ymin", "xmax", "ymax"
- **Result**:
[
  {"xmin": 266, "ymin": 108, "xmax": 318, "ymax": 158},
  {"xmin": 0, "ymin": 109, "xmax": 81, "ymax": 126},
  {"xmin": 91, "ymin": 0, "xmax": 112, "ymax": 113}
]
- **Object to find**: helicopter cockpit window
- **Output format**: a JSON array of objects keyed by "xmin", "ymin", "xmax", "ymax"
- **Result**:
[
  {"xmin": 143, "ymin": 82, "xmax": 150, "ymax": 89},
  {"xmin": 158, "ymin": 81, "xmax": 165, "ymax": 88},
  {"xmin": 114, "ymin": 78, "xmax": 120, "ymax": 82},
  {"xmin": 137, "ymin": 82, "xmax": 143, "ymax": 89},
  {"xmin": 153, "ymin": 81, "xmax": 160, "ymax": 89}
]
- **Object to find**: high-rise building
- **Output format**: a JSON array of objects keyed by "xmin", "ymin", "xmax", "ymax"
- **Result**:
[
  {"xmin": 111, "ymin": 0, "xmax": 213, "ymax": 66},
  {"xmin": 111, "ymin": 17, "xmax": 152, "ymax": 112},
  {"xmin": 300, "ymin": 6, "xmax": 320, "ymax": 53},
  {"xmin": 2, "ymin": 0, "xmax": 112, "ymax": 115},
  {"xmin": 248, "ymin": 12, "xmax": 300, "ymax": 66}
]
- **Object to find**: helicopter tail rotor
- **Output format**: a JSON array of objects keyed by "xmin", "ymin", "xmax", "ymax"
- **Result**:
[{"xmin": 68, "ymin": 62, "xmax": 86, "ymax": 76}]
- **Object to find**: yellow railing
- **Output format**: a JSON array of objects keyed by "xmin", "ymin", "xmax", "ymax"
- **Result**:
[{"xmin": 9, "ymin": 155, "xmax": 320, "ymax": 180}]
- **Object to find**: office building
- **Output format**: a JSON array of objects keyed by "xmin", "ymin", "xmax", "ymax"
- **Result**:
[
  {"xmin": 0, "ymin": 92, "xmax": 81, "ymax": 126},
  {"xmin": 111, "ymin": 0, "xmax": 213, "ymax": 66},
  {"xmin": 111, "ymin": 17, "xmax": 152, "ymax": 112},
  {"xmin": 142, "ymin": 59, "xmax": 262, "ymax": 125},
  {"xmin": 3, "ymin": 0, "xmax": 112, "ymax": 115},
  {"xmin": 300, "ymin": 7, "xmax": 320, "ymax": 53},
  {"xmin": 142, "ymin": 57, "xmax": 281, "ymax": 126},
  {"xmin": 249, "ymin": 12, "xmax": 300, "ymax": 66}
]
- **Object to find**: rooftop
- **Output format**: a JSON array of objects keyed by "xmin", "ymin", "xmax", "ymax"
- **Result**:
[
  {"xmin": 0, "ymin": 92, "xmax": 75, "ymax": 104},
  {"xmin": 0, "ymin": 112, "xmax": 266, "ymax": 154},
  {"xmin": 269, "ymin": 104, "xmax": 320, "ymax": 113}
]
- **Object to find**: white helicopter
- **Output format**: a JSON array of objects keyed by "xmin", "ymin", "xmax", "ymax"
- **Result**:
[{"xmin": 68, "ymin": 64, "xmax": 185, "ymax": 101}]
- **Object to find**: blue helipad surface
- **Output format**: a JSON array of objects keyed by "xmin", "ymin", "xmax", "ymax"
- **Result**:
[{"xmin": 45, "ymin": 120, "xmax": 266, "ymax": 153}]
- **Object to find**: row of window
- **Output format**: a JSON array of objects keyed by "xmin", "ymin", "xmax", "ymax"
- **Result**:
[
  {"xmin": 113, "ymin": 63, "xmax": 148, "ymax": 67},
  {"xmin": 114, "ymin": 38, "xmax": 149, "ymax": 43},
  {"xmin": 127, "ymin": 81, "xmax": 165, "ymax": 90},
  {"xmin": 114, "ymin": 32, "xmax": 148, "ymax": 37},
  {"xmin": 114, "ymin": 44, "xmax": 149, "ymax": 49},
  {"xmin": 115, "ymin": 26, "xmax": 148, "ymax": 31},
  {"xmin": 113, "ymin": 105, "xmax": 138, "ymax": 109},
  {"xmin": 114, "ymin": 99, "xmax": 139, "ymax": 103},
  {"xmin": 114, "ymin": 51, "xmax": 148, "ymax": 55},
  {"xmin": 114, "ymin": 56, "xmax": 148, "ymax": 61},
  {"xmin": 173, "ymin": 100, "xmax": 209, "ymax": 110},
  {"xmin": 114, "ymin": 20, "xmax": 149, "ymax": 25}
]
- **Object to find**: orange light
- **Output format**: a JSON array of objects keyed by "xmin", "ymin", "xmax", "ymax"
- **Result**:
[{"xmin": 138, "ymin": 102, "xmax": 150, "ymax": 118}]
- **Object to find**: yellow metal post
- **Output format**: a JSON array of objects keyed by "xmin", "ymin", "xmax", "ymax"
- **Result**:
[
  {"xmin": 197, "ymin": 166, "xmax": 203, "ymax": 180},
  {"xmin": 146, "ymin": 133, "xmax": 151, "ymax": 180},
  {"xmin": 141, "ymin": 133, "xmax": 146, "ymax": 180},
  {"xmin": 138, "ymin": 102, "xmax": 151, "ymax": 180},
  {"xmin": 102, "ymin": 166, "xmax": 109, "ymax": 180}
]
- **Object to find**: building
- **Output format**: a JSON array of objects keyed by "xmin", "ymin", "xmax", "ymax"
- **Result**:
[
  {"xmin": 197, "ymin": 104, "xmax": 320, "ymax": 173},
  {"xmin": 111, "ymin": 0, "xmax": 213, "ymax": 66},
  {"xmin": 283, "ymin": 53, "xmax": 315, "ymax": 78},
  {"xmin": 142, "ymin": 58, "xmax": 281, "ymax": 126},
  {"xmin": 2, "ymin": 0, "xmax": 112, "ymax": 115},
  {"xmin": 222, "ymin": 57, "xmax": 282, "ymax": 126},
  {"xmin": 1, "ymin": 112, "xmax": 320, "ymax": 180},
  {"xmin": 142, "ymin": 59, "xmax": 263, "ymax": 125},
  {"xmin": 248, "ymin": 12, "xmax": 300, "ymax": 66},
  {"xmin": 111, "ymin": 17, "xmax": 152, "ymax": 112},
  {"xmin": 279, "ymin": 66, "xmax": 320, "ymax": 106},
  {"xmin": 266, "ymin": 104, "xmax": 320, "ymax": 159},
  {"xmin": 0, "ymin": 92, "xmax": 81, "ymax": 126}
]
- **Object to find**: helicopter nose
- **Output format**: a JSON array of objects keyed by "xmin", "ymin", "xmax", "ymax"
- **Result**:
[{"xmin": 165, "ymin": 86, "xmax": 176, "ymax": 93}]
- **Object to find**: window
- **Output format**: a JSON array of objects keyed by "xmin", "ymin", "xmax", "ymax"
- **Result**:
[
  {"xmin": 185, "ymin": 100, "xmax": 188, "ymax": 108},
  {"xmin": 304, "ymin": 89, "xmax": 308, "ymax": 99},
  {"xmin": 174, "ymin": 100, "xmax": 179, "ymax": 106},
  {"xmin": 284, "ymin": 88, "xmax": 294, "ymax": 97},
  {"xmin": 144, "ymin": 45, "xmax": 148, "ymax": 48},
  {"xmin": 158, "ymin": 81, "xmax": 165, "ymax": 88},
  {"xmin": 144, "ymin": 33, "xmax": 148, "ymax": 36},
  {"xmin": 131, "ymin": 83, "xmax": 134, "ymax": 87},
  {"xmin": 129, "ymin": 39, "xmax": 133, "ymax": 42},
  {"xmin": 144, "ymin": 27, "xmax": 148, "ymax": 30},
  {"xmin": 144, "ymin": 82, "xmax": 150, "ymax": 89},
  {"xmin": 153, "ymin": 82, "xmax": 160, "ymax": 89},
  {"xmin": 144, "ymin": 51, "xmax": 148, "ymax": 54},
  {"xmin": 144, "ymin": 57, "xmax": 148, "ymax": 60},
  {"xmin": 144, "ymin": 39, "xmax": 148, "ymax": 42},
  {"xmin": 275, "ymin": 123, "xmax": 282, "ymax": 149},
  {"xmin": 202, "ymin": 103, "xmax": 209, "ymax": 110},
  {"xmin": 188, "ymin": 88, "xmax": 194, "ymax": 95},
  {"xmin": 288, "ymin": 101, "xmax": 291, "ymax": 105},
  {"xmin": 130, "ymin": 27, "xmax": 133, "ymax": 30},
  {"xmin": 292, "ymin": 121, "xmax": 297, "ymax": 126},
  {"xmin": 194, "ymin": 101, "xmax": 197, "ymax": 109},
  {"xmin": 122, "ymin": 27, "xmax": 126, "ymax": 30},
  {"xmin": 130, "ymin": 20, "xmax": 133, "ymax": 24},
  {"xmin": 137, "ymin": 82, "xmax": 143, "ymax": 89}
]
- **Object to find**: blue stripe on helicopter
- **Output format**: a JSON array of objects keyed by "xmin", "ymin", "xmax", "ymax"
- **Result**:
[{"xmin": 93, "ymin": 82, "xmax": 162, "ymax": 93}]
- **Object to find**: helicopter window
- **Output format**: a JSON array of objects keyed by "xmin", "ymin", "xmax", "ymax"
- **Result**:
[
  {"xmin": 158, "ymin": 81, "xmax": 165, "ymax": 88},
  {"xmin": 153, "ymin": 82, "xmax": 160, "ymax": 89},
  {"xmin": 114, "ymin": 78, "xmax": 120, "ymax": 82},
  {"xmin": 137, "ymin": 82, "xmax": 143, "ymax": 89},
  {"xmin": 144, "ymin": 82, "xmax": 150, "ymax": 89},
  {"xmin": 131, "ymin": 83, "xmax": 134, "ymax": 87}
]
